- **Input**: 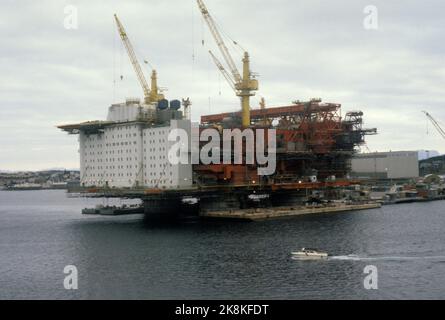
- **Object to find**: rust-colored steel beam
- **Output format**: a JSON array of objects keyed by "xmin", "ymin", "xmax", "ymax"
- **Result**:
[{"xmin": 201, "ymin": 103, "xmax": 340, "ymax": 124}]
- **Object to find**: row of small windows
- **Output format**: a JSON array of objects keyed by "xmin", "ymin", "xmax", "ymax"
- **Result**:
[
  {"xmin": 84, "ymin": 164, "xmax": 139, "ymax": 170},
  {"xmin": 143, "ymin": 171, "xmax": 172, "ymax": 177},
  {"xmin": 85, "ymin": 154, "xmax": 168, "ymax": 161},
  {"xmin": 83, "ymin": 180, "xmax": 134, "ymax": 185},
  {"xmin": 85, "ymin": 141, "xmax": 170, "ymax": 151},
  {"xmin": 85, "ymin": 135, "xmax": 139, "ymax": 143},
  {"xmin": 84, "ymin": 163, "xmax": 172, "ymax": 171},
  {"xmin": 144, "ymin": 147, "xmax": 166, "ymax": 152},
  {"xmin": 83, "ymin": 179, "xmax": 173, "ymax": 185},
  {"xmin": 144, "ymin": 171, "xmax": 173, "ymax": 176},
  {"xmin": 84, "ymin": 158, "xmax": 138, "ymax": 163},
  {"xmin": 106, "ymin": 125, "xmax": 138, "ymax": 132},
  {"xmin": 105, "ymin": 141, "xmax": 138, "ymax": 147},
  {"xmin": 144, "ymin": 139, "xmax": 166, "ymax": 144},
  {"xmin": 143, "ymin": 131, "xmax": 166, "ymax": 136},
  {"xmin": 86, "ymin": 172, "xmax": 136, "ymax": 177},
  {"xmin": 84, "ymin": 142, "xmax": 128, "ymax": 148},
  {"xmin": 85, "ymin": 156, "xmax": 172, "ymax": 163},
  {"xmin": 85, "ymin": 149, "xmax": 139, "ymax": 157},
  {"xmin": 85, "ymin": 126, "xmax": 169, "ymax": 142},
  {"xmin": 145, "ymin": 179, "xmax": 173, "ymax": 184},
  {"xmin": 144, "ymin": 163, "xmax": 171, "ymax": 168},
  {"xmin": 144, "ymin": 156, "xmax": 167, "ymax": 161},
  {"xmin": 86, "ymin": 135, "xmax": 145, "ymax": 143},
  {"xmin": 105, "ymin": 149, "xmax": 138, "ymax": 154},
  {"xmin": 108, "ymin": 133, "xmax": 138, "ymax": 139}
]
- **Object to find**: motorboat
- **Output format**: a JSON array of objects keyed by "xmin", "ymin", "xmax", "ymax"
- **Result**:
[{"xmin": 291, "ymin": 248, "xmax": 328, "ymax": 258}]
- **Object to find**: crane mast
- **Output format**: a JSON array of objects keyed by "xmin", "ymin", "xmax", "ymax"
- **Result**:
[
  {"xmin": 114, "ymin": 14, "xmax": 163, "ymax": 104},
  {"xmin": 196, "ymin": 0, "xmax": 258, "ymax": 127},
  {"xmin": 423, "ymin": 111, "xmax": 445, "ymax": 139}
]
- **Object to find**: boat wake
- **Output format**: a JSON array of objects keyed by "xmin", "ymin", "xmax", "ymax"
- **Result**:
[{"xmin": 328, "ymin": 254, "xmax": 445, "ymax": 262}]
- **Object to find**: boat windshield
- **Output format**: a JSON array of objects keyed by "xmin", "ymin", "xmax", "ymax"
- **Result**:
[{"xmin": 303, "ymin": 248, "xmax": 320, "ymax": 252}]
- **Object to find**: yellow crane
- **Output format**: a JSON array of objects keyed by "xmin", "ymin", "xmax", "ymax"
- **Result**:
[
  {"xmin": 423, "ymin": 111, "xmax": 445, "ymax": 139},
  {"xmin": 197, "ymin": 0, "xmax": 258, "ymax": 127},
  {"xmin": 114, "ymin": 14, "xmax": 164, "ymax": 104}
]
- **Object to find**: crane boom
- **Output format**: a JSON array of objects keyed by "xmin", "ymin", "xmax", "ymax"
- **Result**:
[
  {"xmin": 209, "ymin": 50, "xmax": 236, "ymax": 92},
  {"xmin": 197, "ymin": 0, "xmax": 241, "ymax": 83},
  {"xmin": 196, "ymin": 0, "xmax": 259, "ymax": 127},
  {"xmin": 114, "ymin": 14, "xmax": 163, "ymax": 104},
  {"xmin": 423, "ymin": 111, "xmax": 445, "ymax": 139}
]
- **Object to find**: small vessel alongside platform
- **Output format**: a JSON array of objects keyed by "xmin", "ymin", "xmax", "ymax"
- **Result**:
[{"xmin": 82, "ymin": 204, "xmax": 144, "ymax": 216}]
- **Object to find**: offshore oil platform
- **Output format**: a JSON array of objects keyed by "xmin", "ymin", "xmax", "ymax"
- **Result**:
[{"xmin": 59, "ymin": 1, "xmax": 378, "ymax": 220}]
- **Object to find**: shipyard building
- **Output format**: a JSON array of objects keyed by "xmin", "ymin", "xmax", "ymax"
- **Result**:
[{"xmin": 351, "ymin": 151, "xmax": 419, "ymax": 179}]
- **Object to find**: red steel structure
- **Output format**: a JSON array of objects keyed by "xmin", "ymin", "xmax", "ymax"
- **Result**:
[{"xmin": 195, "ymin": 99, "xmax": 376, "ymax": 187}]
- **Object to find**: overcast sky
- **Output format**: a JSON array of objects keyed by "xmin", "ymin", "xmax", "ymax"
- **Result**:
[{"xmin": 1, "ymin": 0, "xmax": 445, "ymax": 171}]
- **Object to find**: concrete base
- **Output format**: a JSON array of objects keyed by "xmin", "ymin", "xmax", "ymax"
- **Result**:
[
  {"xmin": 143, "ymin": 196, "xmax": 199, "ymax": 220},
  {"xmin": 200, "ymin": 202, "xmax": 382, "ymax": 221}
]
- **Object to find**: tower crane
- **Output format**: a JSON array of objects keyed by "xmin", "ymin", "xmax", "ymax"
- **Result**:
[
  {"xmin": 114, "ymin": 14, "xmax": 164, "ymax": 104},
  {"xmin": 423, "ymin": 111, "xmax": 445, "ymax": 139},
  {"xmin": 196, "ymin": 0, "xmax": 258, "ymax": 127}
]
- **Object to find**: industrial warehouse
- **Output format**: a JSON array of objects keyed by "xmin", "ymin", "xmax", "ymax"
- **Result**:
[{"xmin": 351, "ymin": 151, "xmax": 420, "ymax": 179}]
